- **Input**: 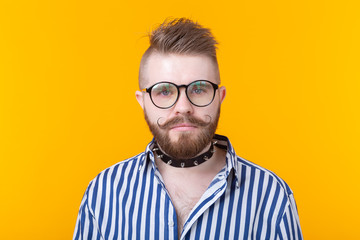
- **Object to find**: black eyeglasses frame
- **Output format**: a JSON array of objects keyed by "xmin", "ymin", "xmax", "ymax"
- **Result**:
[{"xmin": 143, "ymin": 80, "xmax": 219, "ymax": 109}]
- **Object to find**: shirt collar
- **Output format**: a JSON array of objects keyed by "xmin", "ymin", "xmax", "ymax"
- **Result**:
[
  {"xmin": 138, "ymin": 138, "xmax": 156, "ymax": 171},
  {"xmin": 213, "ymin": 134, "xmax": 240, "ymax": 188},
  {"xmin": 139, "ymin": 134, "xmax": 240, "ymax": 187}
]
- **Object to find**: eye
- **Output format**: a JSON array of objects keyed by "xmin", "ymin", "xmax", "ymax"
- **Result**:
[
  {"xmin": 160, "ymin": 88, "xmax": 171, "ymax": 96},
  {"xmin": 193, "ymin": 88, "xmax": 205, "ymax": 94},
  {"xmin": 152, "ymin": 83, "xmax": 176, "ymax": 97},
  {"xmin": 189, "ymin": 81, "xmax": 210, "ymax": 95}
]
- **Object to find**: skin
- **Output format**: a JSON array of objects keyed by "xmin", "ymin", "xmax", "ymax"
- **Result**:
[
  {"xmin": 136, "ymin": 53, "xmax": 226, "ymax": 143},
  {"xmin": 135, "ymin": 53, "xmax": 227, "ymax": 236}
]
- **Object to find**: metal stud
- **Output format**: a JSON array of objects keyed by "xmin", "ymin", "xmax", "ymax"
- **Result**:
[
  {"xmin": 194, "ymin": 161, "xmax": 199, "ymax": 166},
  {"xmin": 167, "ymin": 160, "xmax": 172, "ymax": 165},
  {"xmin": 181, "ymin": 162, "xmax": 185, "ymax": 168},
  {"xmin": 204, "ymin": 156, "xmax": 209, "ymax": 160},
  {"xmin": 157, "ymin": 154, "xmax": 164, "ymax": 159}
]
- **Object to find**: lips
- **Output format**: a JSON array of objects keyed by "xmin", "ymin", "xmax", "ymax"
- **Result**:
[
  {"xmin": 170, "ymin": 123, "xmax": 197, "ymax": 131},
  {"xmin": 157, "ymin": 115, "xmax": 210, "ymax": 130}
]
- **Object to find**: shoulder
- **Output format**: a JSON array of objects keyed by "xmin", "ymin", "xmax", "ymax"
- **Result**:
[
  {"xmin": 84, "ymin": 152, "xmax": 146, "ymax": 201},
  {"xmin": 235, "ymin": 155, "xmax": 294, "ymax": 197},
  {"xmin": 233, "ymin": 156, "xmax": 303, "ymax": 239},
  {"xmin": 220, "ymin": 134, "xmax": 293, "ymax": 197}
]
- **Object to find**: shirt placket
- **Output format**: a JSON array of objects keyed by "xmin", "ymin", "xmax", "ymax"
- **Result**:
[
  {"xmin": 179, "ymin": 169, "xmax": 230, "ymax": 239},
  {"xmin": 149, "ymin": 152, "xmax": 179, "ymax": 239}
]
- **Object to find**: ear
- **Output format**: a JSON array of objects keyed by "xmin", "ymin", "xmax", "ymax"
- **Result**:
[
  {"xmin": 219, "ymin": 86, "xmax": 226, "ymax": 103},
  {"xmin": 135, "ymin": 90, "xmax": 144, "ymax": 109}
]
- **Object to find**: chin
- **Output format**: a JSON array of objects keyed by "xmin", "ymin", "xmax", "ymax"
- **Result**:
[{"xmin": 168, "ymin": 131, "xmax": 193, "ymax": 142}]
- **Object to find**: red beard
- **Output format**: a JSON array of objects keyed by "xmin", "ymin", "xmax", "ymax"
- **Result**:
[{"xmin": 144, "ymin": 109, "xmax": 220, "ymax": 159}]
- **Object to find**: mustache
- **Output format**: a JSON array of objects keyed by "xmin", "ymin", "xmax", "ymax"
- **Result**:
[{"xmin": 157, "ymin": 115, "xmax": 212, "ymax": 129}]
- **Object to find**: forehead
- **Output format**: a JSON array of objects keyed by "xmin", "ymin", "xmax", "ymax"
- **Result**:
[{"xmin": 142, "ymin": 53, "xmax": 219, "ymax": 87}]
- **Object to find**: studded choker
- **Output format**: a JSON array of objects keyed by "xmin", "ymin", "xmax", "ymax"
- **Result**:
[{"xmin": 152, "ymin": 141, "xmax": 217, "ymax": 168}]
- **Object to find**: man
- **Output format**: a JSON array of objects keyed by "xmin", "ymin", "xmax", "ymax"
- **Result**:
[{"xmin": 73, "ymin": 18, "xmax": 303, "ymax": 240}]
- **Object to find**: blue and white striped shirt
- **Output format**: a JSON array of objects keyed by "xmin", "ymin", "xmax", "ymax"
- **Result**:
[{"xmin": 73, "ymin": 135, "xmax": 302, "ymax": 239}]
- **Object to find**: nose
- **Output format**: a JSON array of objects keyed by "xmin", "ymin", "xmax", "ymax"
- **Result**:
[{"xmin": 173, "ymin": 88, "xmax": 194, "ymax": 115}]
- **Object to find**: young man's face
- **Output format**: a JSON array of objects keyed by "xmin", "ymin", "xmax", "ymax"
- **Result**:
[{"xmin": 136, "ymin": 53, "xmax": 226, "ymax": 159}]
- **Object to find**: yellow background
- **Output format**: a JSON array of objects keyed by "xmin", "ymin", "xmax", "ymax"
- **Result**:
[{"xmin": 1, "ymin": 0, "xmax": 359, "ymax": 239}]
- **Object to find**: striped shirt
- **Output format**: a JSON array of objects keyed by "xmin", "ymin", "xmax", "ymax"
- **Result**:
[{"xmin": 73, "ymin": 134, "xmax": 303, "ymax": 239}]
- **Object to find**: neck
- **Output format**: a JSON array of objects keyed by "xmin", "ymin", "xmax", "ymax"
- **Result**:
[
  {"xmin": 153, "ymin": 141, "xmax": 216, "ymax": 168},
  {"xmin": 153, "ymin": 134, "xmax": 228, "ymax": 173},
  {"xmin": 154, "ymin": 144, "xmax": 227, "ymax": 175}
]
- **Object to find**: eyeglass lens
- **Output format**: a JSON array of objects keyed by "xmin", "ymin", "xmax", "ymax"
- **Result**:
[{"xmin": 150, "ymin": 80, "xmax": 216, "ymax": 108}]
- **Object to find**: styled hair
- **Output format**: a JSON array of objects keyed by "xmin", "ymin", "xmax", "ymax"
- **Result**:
[{"xmin": 139, "ymin": 18, "xmax": 219, "ymax": 88}]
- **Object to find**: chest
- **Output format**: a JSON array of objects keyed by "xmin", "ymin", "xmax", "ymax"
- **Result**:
[{"xmin": 161, "ymin": 174, "xmax": 213, "ymax": 231}]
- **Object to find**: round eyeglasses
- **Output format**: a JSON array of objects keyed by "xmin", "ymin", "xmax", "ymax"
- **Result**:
[{"xmin": 142, "ymin": 80, "xmax": 219, "ymax": 109}]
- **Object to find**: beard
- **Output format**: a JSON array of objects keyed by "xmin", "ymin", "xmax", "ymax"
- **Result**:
[{"xmin": 144, "ymin": 108, "xmax": 220, "ymax": 160}]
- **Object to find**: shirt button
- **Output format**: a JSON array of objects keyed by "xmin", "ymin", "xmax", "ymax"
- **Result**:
[{"xmin": 168, "ymin": 221, "xmax": 174, "ymax": 227}]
